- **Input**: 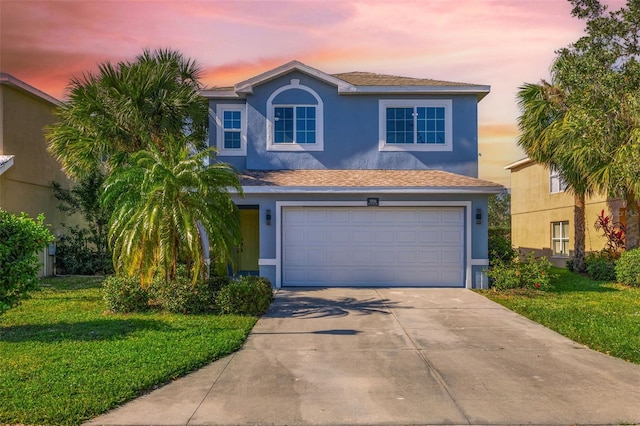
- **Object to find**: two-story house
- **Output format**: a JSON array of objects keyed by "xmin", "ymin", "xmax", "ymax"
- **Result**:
[
  {"xmin": 0, "ymin": 73, "xmax": 83, "ymax": 275},
  {"xmin": 506, "ymin": 157, "xmax": 624, "ymax": 267},
  {"xmin": 204, "ymin": 61, "xmax": 502, "ymax": 288}
]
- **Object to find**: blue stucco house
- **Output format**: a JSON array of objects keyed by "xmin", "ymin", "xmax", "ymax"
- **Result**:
[{"xmin": 203, "ymin": 61, "xmax": 502, "ymax": 289}]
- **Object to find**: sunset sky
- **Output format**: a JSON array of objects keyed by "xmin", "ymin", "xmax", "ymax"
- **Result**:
[{"xmin": 0, "ymin": 0, "xmax": 625, "ymax": 187}]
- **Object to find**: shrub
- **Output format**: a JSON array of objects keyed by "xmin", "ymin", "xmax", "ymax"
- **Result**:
[
  {"xmin": 52, "ymin": 173, "xmax": 112, "ymax": 275},
  {"xmin": 102, "ymin": 275, "xmax": 149, "ymax": 313},
  {"xmin": 151, "ymin": 274, "xmax": 229, "ymax": 314},
  {"xmin": 55, "ymin": 225, "xmax": 113, "ymax": 275},
  {"xmin": 566, "ymin": 257, "xmax": 575, "ymax": 272},
  {"xmin": 206, "ymin": 275, "xmax": 232, "ymax": 296},
  {"xmin": 216, "ymin": 276, "xmax": 273, "ymax": 316},
  {"xmin": 488, "ymin": 228, "xmax": 517, "ymax": 266},
  {"xmin": 594, "ymin": 209, "xmax": 626, "ymax": 254},
  {"xmin": 0, "ymin": 210, "xmax": 54, "ymax": 314},
  {"xmin": 486, "ymin": 260, "xmax": 520, "ymax": 290},
  {"xmin": 615, "ymin": 249, "xmax": 640, "ymax": 287},
  {"xmin": 585, "ymin": 251, "xmax": 617, "ymax": 281},
  {"xmin": 487, "ymin": 251, "xmax": 554, "ymax": 291}
]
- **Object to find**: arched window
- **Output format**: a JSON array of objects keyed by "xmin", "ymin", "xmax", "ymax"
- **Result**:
[{"xmin": 266, "ymin": 79, "xmax": 324, "ymax": 151}]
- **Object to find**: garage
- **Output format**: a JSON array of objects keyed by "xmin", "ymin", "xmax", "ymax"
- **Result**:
[{"xmin": 281, "ymin": 206, "xmax": 465, "ymax": 287}]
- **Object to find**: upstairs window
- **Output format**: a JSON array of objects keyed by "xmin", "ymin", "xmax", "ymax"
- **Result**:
[
  {"xmin": 223, "ymin": 110, "xmax": 242, "ymax": 149},
  {"xmin": 274, "ymin": 106, "xmax": 316, "ymax": 144},
  {"xmin": 379, "ymin": 99, "xmax": 452, "ymax": 151},
  {"xmin": 549, "ymin": 168, "xmax": 567, "ymax": 193},
  {"xmin": 215, "ymin": 105, "xmax": 246, "ymax": 156},
  {"xmin": 267, "ymin": 79, "xmax": 324, "ymax": 152}
]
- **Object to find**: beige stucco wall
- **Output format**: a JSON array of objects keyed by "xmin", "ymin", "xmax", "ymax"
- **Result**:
[
  {"xmin": 0, "ymin": 82, "xmax": 83, "ymax": 275},
  {"xmin": 510, "ymin": 161, "xmax": 611, "ymax": 267}
]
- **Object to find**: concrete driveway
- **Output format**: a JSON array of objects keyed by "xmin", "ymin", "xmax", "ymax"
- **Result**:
[{"xmin": 86, "ymin": 288, "xmax": 640, "ymax": 425}]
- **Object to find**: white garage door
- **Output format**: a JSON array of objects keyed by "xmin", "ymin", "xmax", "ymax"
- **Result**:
[{"xmin": 282, "ymin": 206, "xmax": 465, "ymax": 287}]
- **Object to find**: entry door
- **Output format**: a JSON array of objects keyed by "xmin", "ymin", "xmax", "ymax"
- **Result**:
[{"xmin": 238, "ymin": 208, "xmax": 259, "ymax": 273}]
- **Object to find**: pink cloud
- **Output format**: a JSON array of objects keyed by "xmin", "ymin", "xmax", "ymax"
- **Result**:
[{"xmin": 0, "ymin": 0, "xmax": 629, "ymax": 184}]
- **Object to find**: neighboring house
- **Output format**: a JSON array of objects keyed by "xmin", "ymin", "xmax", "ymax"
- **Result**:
[
  {"xmin": 204, "ymin": 61, "xmax": 502, "ymax": 288},
  {"xmin": 505, "ymin": 157, "xmax": 623, "ymax": 267},
  {"xmin": 0, "ymin": 73, "xmax": 81, "ymax": 276}
]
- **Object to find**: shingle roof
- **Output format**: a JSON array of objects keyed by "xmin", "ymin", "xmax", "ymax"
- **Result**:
[
  {"xmin": 202, "ymin": 61, "xmax": 489, "ymax": 97},
  {"xmin": 239, "ymin": 169, "xmax": 502, "ymax": 192},
  {"xmin": 332, "ymin": 72, "xmax": 479, "ymax": 88}
]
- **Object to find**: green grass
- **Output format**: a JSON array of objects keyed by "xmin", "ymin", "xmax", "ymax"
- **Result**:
[
  {"xmin": 0, "ymin": 276, "xmax": 257, "ymax": 426},
  {"xmin": 479, "ymin": 267, "xmax": 640, "ymax": 364}
]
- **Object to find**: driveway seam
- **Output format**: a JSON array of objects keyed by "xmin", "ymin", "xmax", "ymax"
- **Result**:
[
  {"xmin": 374, "ymin": 288, "xmax": 473, "ymax": 425},
  {"xmin": 186, "ymin": 353, "xmax": 235, "ymax": 426}
]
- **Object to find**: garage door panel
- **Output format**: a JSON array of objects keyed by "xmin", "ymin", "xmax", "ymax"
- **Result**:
[
  {"xmin": 352, "ymin": 210, "xmax": 376, "ymax": 223},
  {"xmin": 374, "ymin": 230, "xmax": 395, "ymax": 244},
  {"xmin": 284, "ymin": 229, "xmax": 305, "ymax": 243},
  {"xmin": 396, "ymin": 230, "xmax": 418, "ymax": 243},
  {"xmin": 282, "ymin": 207, "xmax": 465, "ymax": 287},
  {"xmin": 416, "ymin": 229, "xmax": 440, "ymax": 241},
  {"xmin": 328, "ymin": 210, "xmax": 350, "ymax": 223},
  {"xmin": 352, "ymin": 230, "xmax": 373, "ymax": 243},
  {"xmin": 442, "ymin": 229, "xmax": 464, "ymax": 244},
  {"xmin": 329, "ymin": 230, "xmax": 350, "ymax": 243},
  {"xmin": 417, "ymin": 210, "xmax": 442, "ymax": 223},
  {"xmin": 307, "ymin": 229, "xmax": 327, "ymax": 243}
]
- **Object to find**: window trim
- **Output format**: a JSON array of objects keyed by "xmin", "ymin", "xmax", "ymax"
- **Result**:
[
  {"xmin": 215, "ymin": 104, "xmax": 247, "ymax": 156},
  {"xmin": 549, "ymin": 168, "xmax": 567, "ymax": 194},
  {"xmin": 379, "ymin": 99, "xmax": 453, "ymax": 152},
  {"xmin": 273, "ymin": 105, "xmax": 317, "ymax": 145},
  {"xmin": 266, "ymin": 80, "xmax": 324, "ymax": 152},
  {"xmin": 551, "ymin": 221, "xmax": 570, "ymax": 257}
]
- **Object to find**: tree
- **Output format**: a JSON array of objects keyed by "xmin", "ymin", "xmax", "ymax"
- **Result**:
[
  {"xmin": 46, "ymin": 48, "xmax": 208, "ymax": 180},
  {"xmin": 487, "ymin": 190, "xmax": 516, "ymax": 266},
  {"xmin": 555, "ymin": 0, "xmax": 640, "ymax": 250},
  {"xmin": 0, "ymin": 210, "xmax": 54, "ymax": 314},
  {"xmin": 488, "ymin": 189, "xmax": 511, "ymax": 230},
  {"xmin": 517, "ymin": 69, "xmax": 592, "ymax": 272},
  {"xmin": 52, "ymin": 171, "xmax": 112, "ymax": 274},
  {"xmin": 46, "ymin": 48, "xmax": 241, "ymax": 283},
  {"xmin": 517, "ymin": 0, "xmax": 640, "ymax": 268},
  {"xmin": 102, "ymin": 142, "xmax": 242, "ymax": 286}
]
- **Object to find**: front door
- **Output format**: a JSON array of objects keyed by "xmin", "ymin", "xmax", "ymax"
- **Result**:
[{"xmin": 238, "ymin": 208, "xmax": 259, "ymax": 274}]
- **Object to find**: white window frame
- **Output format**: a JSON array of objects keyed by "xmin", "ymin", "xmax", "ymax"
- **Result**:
[
  {"xmin": 551, "ymin": 221, "xmax": 570, "ymax": 257},
  {"xmin": 215, "ymin": 104, "xmax": 247, "ymax": 156},
  {"xmin": 379, "ymin": 99, "xmax": 453, "ymax": 152},
  {"xmin": 266, "ymin": 79, "xmax": 324, "ymax": 152},
  {"xmin": 272, "ymin": 105, "xmax": 317, "ymax": 145},
  {"xmin": 549, "ymin": 168, "xmax": 567, "ymax": 193}
]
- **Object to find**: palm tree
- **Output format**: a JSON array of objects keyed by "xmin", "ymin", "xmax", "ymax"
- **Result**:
[
  {"xmin": 516, "ymin": 65, "xmax": 592, "ymax": 272},
  {"xmin": 553, "ymin": 46, "xmax": 640, "ymax": 250},
  {"xmin": 46, "ymin": 48, "xmax": 208, "ymax": 180},
  {"xmin": 102, "ymin": 141, "xmax": 242, "ymax": 286},
  {"xmin": 46, "ymin": 48, "xmax": 242, "ymax": 282}
]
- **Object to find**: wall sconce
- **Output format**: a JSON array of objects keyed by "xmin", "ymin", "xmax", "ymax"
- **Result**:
[
  {"xmin": 475, "ymin": 208, "xmax": 482, "ymax": 225},
  {"xmin": 266, "ymin": 209, "xmax": 272, "ymax": 226}
]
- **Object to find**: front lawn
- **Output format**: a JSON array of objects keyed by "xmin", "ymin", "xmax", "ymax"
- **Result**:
[
  {"xmin": 0, "ymin": 276, "xmax": 257, "ymax": 426},
  {"xmin": 480, "ymin": 268, "xmax": 640, "ymax": 364}
]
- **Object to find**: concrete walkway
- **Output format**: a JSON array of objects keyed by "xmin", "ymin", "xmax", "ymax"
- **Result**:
[{"xmin": 86, "ymin": 288, "xmax": 640, "ymax": 425}]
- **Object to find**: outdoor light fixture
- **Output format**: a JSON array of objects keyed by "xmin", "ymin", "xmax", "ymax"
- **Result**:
[
  {"xmin": 475, "ymin": 208, "xmax": 482, "ymax": 225},
  {"xmin": 266, "ymin": 209, "xmax": 272, "ymax": 225}
]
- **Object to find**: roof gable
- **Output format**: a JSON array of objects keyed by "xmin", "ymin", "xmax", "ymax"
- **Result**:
[
  {"xmin": 203, "ymin": 61, "xmax": 490, "ymax": 100},
  {"xmin": 234, "ymin": 60, "xmax": 355, "ymax": 95}
]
